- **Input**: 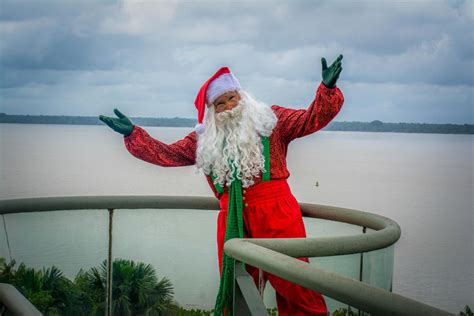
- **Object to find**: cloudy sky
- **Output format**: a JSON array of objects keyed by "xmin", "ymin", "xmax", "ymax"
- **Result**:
[{"xmin": 1, "ymin": 0, "xmax": 473, "ymax": 124}]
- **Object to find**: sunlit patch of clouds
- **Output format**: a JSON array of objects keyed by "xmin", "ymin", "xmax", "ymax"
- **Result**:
[{"xmin": 99, "ymin": 0, "xmax": 178, "ymax": 35}]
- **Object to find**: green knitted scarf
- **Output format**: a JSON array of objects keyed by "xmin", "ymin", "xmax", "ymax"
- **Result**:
[{"xmin": 213, "ymin": 136, "xmax": 270, "ymax": 315}]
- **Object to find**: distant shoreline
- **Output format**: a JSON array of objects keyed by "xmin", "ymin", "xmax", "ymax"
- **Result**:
[{"xmin": 0, "ymin": 113, "xmax": 472, "ymax": 134}]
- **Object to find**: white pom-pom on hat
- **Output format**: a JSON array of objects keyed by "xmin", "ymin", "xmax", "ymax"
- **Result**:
[{"xmin": 195, "ymin": 123, "xmax": 206, "ymax": 135}]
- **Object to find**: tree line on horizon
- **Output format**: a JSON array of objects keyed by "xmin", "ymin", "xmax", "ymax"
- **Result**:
[{"xmin": 0, "ymin": 113, "xmax": 473, "ymax": 134}]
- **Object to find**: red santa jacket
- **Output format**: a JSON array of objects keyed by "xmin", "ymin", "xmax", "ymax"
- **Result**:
[{"xmin": 124, "ymin": 82, "xmax": 344, "ymax": 197}]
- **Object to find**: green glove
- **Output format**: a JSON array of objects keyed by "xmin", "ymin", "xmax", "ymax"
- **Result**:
[
  {"xmin": 321, "ymin": 54, "xmax": 343, "ymax": 88},
  {"xmin": 99, "ymin": 108, "xmax": 134, "ymax": 136}
]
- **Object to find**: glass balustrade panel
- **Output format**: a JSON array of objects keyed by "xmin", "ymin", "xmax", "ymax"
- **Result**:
[{"xmin": 0, "ymin": 209, "xmax": 109, "ymax": 314}]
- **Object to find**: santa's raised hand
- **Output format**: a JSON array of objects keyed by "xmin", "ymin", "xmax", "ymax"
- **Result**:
[
  {"xmin": 99, "ymin": 108, "xmax": 134, "ymax": 136},
  {"xmin": 321, "ymin": 54, "xmax": 343, "ymax": 88}
]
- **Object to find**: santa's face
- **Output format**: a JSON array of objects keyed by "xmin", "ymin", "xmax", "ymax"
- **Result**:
[{"xmin": 212, "ymin": 91, "xmax": 241, "ymax": 113}]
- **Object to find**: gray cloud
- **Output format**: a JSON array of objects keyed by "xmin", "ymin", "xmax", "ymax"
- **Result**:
[{"xmin": 0, "ymin": 0, "xmax": 472, "ymax": 123}]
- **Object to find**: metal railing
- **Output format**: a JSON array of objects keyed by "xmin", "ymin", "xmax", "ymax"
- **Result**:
[
  {"xmin": 0, "ymin": 283, "xmax": 42, "ymax": 316},
  {"xmin": 226, "ymin": 204, "xmax": 452, "ymax": 315},
  {"xmin": 0, "ymin": 196, "xmax": 454, "ymax": 315}
]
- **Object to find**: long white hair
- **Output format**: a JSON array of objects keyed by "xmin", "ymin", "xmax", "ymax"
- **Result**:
[{"xmin": 196, "ymin": 90, "xmax": 277, "ymax": 188}]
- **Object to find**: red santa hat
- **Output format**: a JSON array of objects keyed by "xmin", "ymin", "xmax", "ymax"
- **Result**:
[{"xmin": 194, "ymin": 66, "xmax": 242, "ymax": 134}]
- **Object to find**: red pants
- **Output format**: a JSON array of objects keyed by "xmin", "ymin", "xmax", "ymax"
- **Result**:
[{"xmin": 217, "ymin": 180, "xmax": 328, "ymax": 316}]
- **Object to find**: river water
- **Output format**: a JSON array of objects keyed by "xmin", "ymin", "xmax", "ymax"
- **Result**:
[{"xmin": 0, "ymin": 124, "xmax": 472, "ymax": 313}]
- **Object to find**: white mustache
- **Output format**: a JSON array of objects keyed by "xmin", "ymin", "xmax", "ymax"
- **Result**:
[{"xmin": 215, "ymin": 104, "xmax": 243, "ymax": 122}]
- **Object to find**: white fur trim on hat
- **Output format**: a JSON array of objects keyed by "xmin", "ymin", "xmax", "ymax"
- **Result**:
[
  {"xmin": 195, "ymin": 122, "xmax": 206, "ymax": 135},
  {"xmin": 206, "ymin": 73, "xmax": 241, "ymax": 106}
]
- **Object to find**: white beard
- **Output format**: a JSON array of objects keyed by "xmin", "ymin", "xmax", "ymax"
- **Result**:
[{"xmin": 196, "ymin": 90, "xmax": 277, "ymax": 188}]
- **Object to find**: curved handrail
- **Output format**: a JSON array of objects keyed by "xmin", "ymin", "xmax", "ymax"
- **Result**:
[
  {"xmin": 225, "ymin": 240, "xmax": 452, "ymax": 316},
  {"xmin": 0, "ymin": 195, "xmax": 399, "ymax": 256},
  {"xmin": 0, "ymin": 195, "xmax": 220, "ymax": 214},
  {"xmin": 0, "ymin": 195, "xmax": 452, "ymax": 315},
  {"xmin": 0, "ymin": 283, "xmax": 42, "ymax": 316},
  {"xmin": 248, "ymin": 203, "xmax": 401, "ymax": 257}
]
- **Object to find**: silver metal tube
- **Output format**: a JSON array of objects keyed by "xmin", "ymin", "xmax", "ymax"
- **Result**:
[
  {"xmin": 0, "ymin": 196, "xmax": 400, "ymax": 256},
  {"xmin": 224, "ymin": 240, "xmax": 453, "ymax": 316},
  {"xmin": 106, "ymin": 209, "xmax": 114, "ymax": 316},
  {"xmin": 0, "ymin": 196, "xmax": 220, "ymax": 214},
  {"xmin": 0, "ymin": 283, "xmax": 42, "ymax": 316}
]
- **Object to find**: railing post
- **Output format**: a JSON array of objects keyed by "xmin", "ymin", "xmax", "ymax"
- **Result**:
[
  {"xmin": 1, "ymin": 214, "xmax": 13, "ymax": 262},
  {"xmin": 106, "ymin": 209, "xmax": 114, "ymax": 316},
  {"xmin": 233, "ymin": 261, "xmax": 269, "ymax": 316},
  {"xmin": 358, "ymin": 226, "xmax": 367, "ymax": 316}
]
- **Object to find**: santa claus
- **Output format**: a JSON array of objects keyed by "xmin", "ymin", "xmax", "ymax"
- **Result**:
[{"xmin": 99, "ymin": 55, "xmax": 344, "ymax": 316}]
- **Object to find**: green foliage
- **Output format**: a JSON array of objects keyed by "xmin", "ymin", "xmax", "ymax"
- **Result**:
[
  {"xmin": 0, "ymin": 257, "xmax": 179, "ymax": 316},
  {"xmin": 0, "ymin": 259, "xmax": 84, "ymax": 315},
  {"xmin": 7, "ymin": 257, "xmax": 469, "ymax": 316},
  {"xmin": 0, "ymin": 113, "xmax": 197, "ymax": 127},
  {"xmin": 325, "ymin": 120, "xmax": 474, "ymax": 134},
  {"xmin": 460, "ymin": 305, "xmax": 473, "ymax": 316},
  {"xmin": 1, "ymin": 113, "xmax": 473, "ymax": 134},
  {"xmin": 73, "ymin": 258, "xmax": 179, "ymax": 316},
  {"xmin": 177, "ymin": 307, "xmax": 212, "ymax": 315},
  {"xmin": 332, "ymin": 306, "xmax": 357, "ymax": 316}
]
